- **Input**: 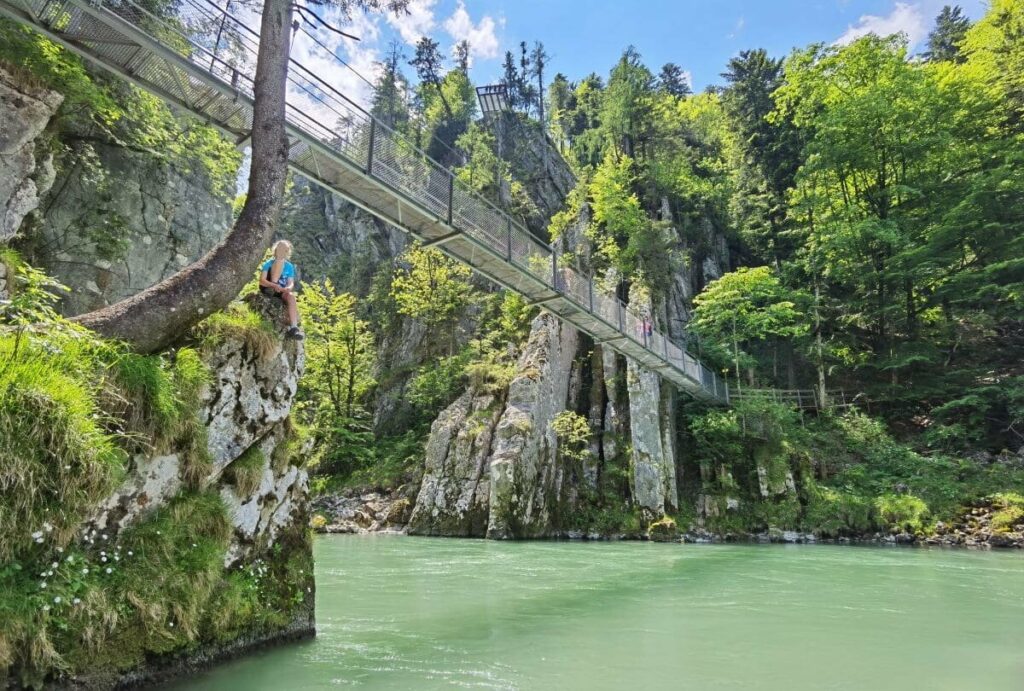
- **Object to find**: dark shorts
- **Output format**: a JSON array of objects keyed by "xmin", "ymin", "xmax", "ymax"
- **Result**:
[{"xmin": 261, "ymin": 286, "xmax": 284, "ymax": 299}]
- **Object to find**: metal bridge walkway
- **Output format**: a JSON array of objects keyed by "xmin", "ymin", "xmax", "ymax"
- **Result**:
[{"xmin": 0, "ymin": 0, "xmax": 730, "ymax": 404}]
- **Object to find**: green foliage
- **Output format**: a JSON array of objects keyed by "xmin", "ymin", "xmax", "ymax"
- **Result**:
[
  {"xmin": 298, "ymin": 280, "xmax": 376, "ymax": 420},
  {"xmin": 875, "ymin": 494, "xmax": 930, "ymax": 533},
  {"xmin": 390, "ymin": 244, "xmax": 476, "ymax": 347},
  {"xmin": 0, "ymin": 20, "xmax": 240, "ymax": 196},
  {"xmin": 406, "ymin": 351, "xmax": 471, "ymax": 417},
  {"xmin": 339, "ymin": 430, "xmax": 426, "ymax": 491},
  {"xmin": 225, "ymin": 446, "xmax": 267, "ymax": 497},
  {"xmin": 552, "ymin": 411, "xmax": 592, "ymax": 463},
  {"xmin": 801, "ymin": 484, "xmax": 876, "ymax": 538},
  {"xmin": 988, "ymin": 493, "xmax": 1024, "ymax": 533},
  {"xmin": 693, "ymin": 267, "xmax": 809, "ymax": 382},
  {"xmin": 0, "ymin": 489, "xmax": 312, "ymax": 685}
]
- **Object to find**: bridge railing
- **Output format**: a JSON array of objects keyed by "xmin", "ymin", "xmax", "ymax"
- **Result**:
[{"xmin": 24, "ymin": 0, "xmax": 729, "ymax": 402}]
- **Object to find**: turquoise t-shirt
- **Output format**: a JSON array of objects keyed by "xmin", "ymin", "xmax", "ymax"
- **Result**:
[{"xmin": 261, "ymin": 259, "xmax": 295, "ymax": 288}]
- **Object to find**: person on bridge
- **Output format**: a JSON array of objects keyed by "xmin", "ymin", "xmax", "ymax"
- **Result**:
[{"xmin": 259, "ymin": 240, "xmax": 304, "ymax": 340}]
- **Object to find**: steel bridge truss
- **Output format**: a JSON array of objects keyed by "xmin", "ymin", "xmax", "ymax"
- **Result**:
[{"xmin": 0, "ymin": 0, "xmax": 730, "ymax": 404}]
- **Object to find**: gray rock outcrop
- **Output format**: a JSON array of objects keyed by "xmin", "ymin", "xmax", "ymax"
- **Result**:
[
  {"xmin": 0, "ymin": 64, "xmax": 62, "ymax": 242},
  {"xmin": 31, "ymin": 138, "xmax": 234, "ymax": 315},
  {"xmin": 89, "ymin": 313, "xmax": 308, "ymax": 561}
]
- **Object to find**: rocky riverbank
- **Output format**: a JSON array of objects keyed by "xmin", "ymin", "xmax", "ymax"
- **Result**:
[
  {"xmin": 312, "ymin": 488, "xmax": 416, "ymax": 534},
  {"xmin": 311, "ymin": 493, "xmax": 1024, "ymax": 550}
]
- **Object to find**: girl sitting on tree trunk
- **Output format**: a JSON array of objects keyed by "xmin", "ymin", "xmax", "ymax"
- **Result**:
[{"xmin": 259, "ymin": 240, "xmax": 304, "ymax": 340}]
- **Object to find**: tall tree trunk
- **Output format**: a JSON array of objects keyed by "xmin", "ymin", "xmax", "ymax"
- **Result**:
[{"xmin": 75, "ymin": 0, "xmax": 294, "ymax": 353}]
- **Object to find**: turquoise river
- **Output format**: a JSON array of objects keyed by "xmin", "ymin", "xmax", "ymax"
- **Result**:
[{"xmin": 172, "ymin": 535, "xmax": 1024, "ymax": 690}]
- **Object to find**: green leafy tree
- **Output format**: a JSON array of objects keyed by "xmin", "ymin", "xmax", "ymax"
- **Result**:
[
  {"xmin": 390, "ymin": 244, "xmax": 476, "ymax": 353},
  {"xmin": 298, "ymin": 280, "xmax": 377, "ymax": 477},
  {"xmin": 961, "ymin": 0, "xmax": 1024, "ymax": 130},
  {"xmin": 600, "ymin": 46, "xmax": 655, "ymax": 159},
  {"xmin": 775, "ymin": 35, "xmax": 1005, "ymax": 386},
  {"xmin": 693, "ymin": 267, "xmax": 808, "ymax": 387},
  {"xmin": 299, "ymin": 280, "xmax": 376, "ymax": 420}
]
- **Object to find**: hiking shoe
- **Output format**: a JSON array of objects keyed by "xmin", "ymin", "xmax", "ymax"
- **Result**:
[{"xmin": 285, "ymin": 326, "xmax": 305, "ymax": 340}]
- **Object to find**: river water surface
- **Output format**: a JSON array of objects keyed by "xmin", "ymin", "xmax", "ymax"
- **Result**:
[{"xmin": 173, "ymin": 535, "xmax": 1024, "ymax": 690}]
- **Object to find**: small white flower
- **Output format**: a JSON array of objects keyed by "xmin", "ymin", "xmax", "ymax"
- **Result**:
[
  {"xmin": 43, "ymin": 522, "xmax": 53, "ymax": 532},
  {"xmin": 127, "ymin": 551, "xmax": 134, "ymax": 556},
  {"xmin": 53, "ymin": 596, "xmax": 61, "ymax": 604},
  {"xmin": 64, "ymin": 465, "xmax": 71, "ymax": 470},
  {"xmin": 42, "ymin": 605, "xmax": 50, "ymax": 612},
  {"xmin": 168, "ymin": 622, "xmax": 175, "ymax": 628},
  {"xmin": 191, "ymin": 543, "xmax": 197, "ymax": 548},
  {"xmin": 81, "ymin": 568, "xmax": 89, "ymax": 575},
  {"xmin": 35, "ymin": 537, "xmax": 44, "ymax": 544},
  {"xmin": 114, "ymin": 555, "xmax": 120, "ymax": 561},
  {"xmin": 100, "ymin": 551, "xmax": 106, "ymax": 556},
  {"xmin": 72, "ymin": 598, "xmax": 81, "ymax": 605},
  {"xmin": 105, "ymin": 567, "xmax": 113, "ymax": 574},
  {"xmin": 56, "ymin": 547, "xmax": 63, "ymax": 554},
  {"xmin": 40, "ymin": 582, "xmax": 47, "ymax": 589},
  {"xmin": 101, "ymin": 534, "xmax": 108, "ymax": 540},
  {"xmin": 51, "ymin": 562, "xmax": 58, "ymax": 569},
  {"xmin": 66, "ymin": 555, "xmax": 74, "ymax": 564},
  {"xmin": 100, "ymin": 556, "xmax": 107, "ymax": 563},
  {"xmin": 31, "ymin": 531, "xmax": 44, "ymax": 540}
]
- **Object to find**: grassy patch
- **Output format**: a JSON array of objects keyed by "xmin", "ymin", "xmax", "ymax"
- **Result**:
[
  {"xmin": 0, "ymin": 333, "xmax": 126, "ymax": 563},
  {"xmin": 196, "ymin": 303, "xmax": 278, "ymax": 363},
  {"xmin": 0, "ymin": 489, "xmax": 312, "ymax": 685},
  {"xmin": 225, "ymin": 445, "xmax": 267, "ymax": 497}
]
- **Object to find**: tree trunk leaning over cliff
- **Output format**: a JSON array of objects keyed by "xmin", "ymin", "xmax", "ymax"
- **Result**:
[{"xmin": 75, "ymin": 0, "xmax": 294, "ymax": 353}]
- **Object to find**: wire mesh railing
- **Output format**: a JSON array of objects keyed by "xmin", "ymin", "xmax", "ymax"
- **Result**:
[{"xmin": 6, "ymin": 0, "xmax": 730, "ymax": 403}]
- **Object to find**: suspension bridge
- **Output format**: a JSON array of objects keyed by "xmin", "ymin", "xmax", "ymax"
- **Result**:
[{"xmin": 0, "ymin": 0, "xmax": 731, "ymax": 403}]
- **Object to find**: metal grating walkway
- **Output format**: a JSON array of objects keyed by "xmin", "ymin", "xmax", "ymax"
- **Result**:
[{"xmin": 0, "ymin": 0, "xmax": 730, "ymax": 404}]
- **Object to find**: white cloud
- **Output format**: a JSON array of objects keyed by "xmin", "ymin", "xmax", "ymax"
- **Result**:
[
  {"xmin": 835, "ymin": 2, "xmax": 928, "ymax": 49},
  {"xmin": 289, "ymin": 7, "xmax": 384, "ymax": 124},
  {"xmin": 443, "ymin": 1, "xmax": 500, "ymax": 61},
  {"xmin": 386, "ymin": 0, "xmax": 438, "ymax": 45}
]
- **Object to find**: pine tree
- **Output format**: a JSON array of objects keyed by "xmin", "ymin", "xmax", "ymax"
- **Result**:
[
  {"xmin": 501, "ymin": 50, "xmax": 520, "ymax": 107},
  {"xmin": 410, "ymin": 36, "xmax": 452, "ymax": 118},
  {"xmin": 924, "ymin": 5, "xmax": 972, "ymax": 63},
  {"xmin": 519, "ymin": 41, "xmax": 537, "ymax": 112},
  {"xmin": 371, "ymin": 40, "xmax": 410, "ymax": 130},
  {"xmin": 657, "ymin": 62, "xmax": 692, "ymax": 97},
  {"xmin": 453, "ymin": 39, "xmax": 471, "ymax": 73},
  {"xmin": 530, "ymin": 41, "xmax": 549, "ymax": 123}
]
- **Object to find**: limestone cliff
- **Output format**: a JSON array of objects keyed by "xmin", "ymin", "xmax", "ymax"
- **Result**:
[
  {"xmin": 0, "ymin": 64, "xmax": 61, "ymax": 243},
  {"xmin": 0, "ymin": 299, "xmax": 314, "ymax": 688},
  {"xmin": 402, "ymin": 117, "xmax": 729, "ymax": 538}
]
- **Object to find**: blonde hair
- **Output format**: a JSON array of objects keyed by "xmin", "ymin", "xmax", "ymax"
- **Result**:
[{"xmin": 272, "ymin": 239, "xmax": 293, "ymax": 259}]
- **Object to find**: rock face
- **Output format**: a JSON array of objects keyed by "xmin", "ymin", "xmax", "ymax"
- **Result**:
[
  {"xmin": 0, "ymin": 65, "xmax": 62, "ymax": 242},
  {"xmin": 81, "ymin": 305, "xmax": 314, "ymax": 683},
  {"xmin": 627, "ymin": 359, "xmax": 679, "ymax": 516},
  {"xmin": 409, "ymin": 312, "xmax": 580, "ymax": 537},
  {"xmin": 404, "ymin": 122, "xmax": 727, "ymax": 538},
  {"xmin": 29, "ymin": 137, "xmax": 233, "ymax": 316},
  {"xmin": 90, "ymin": 307, "xmax": 307, "ymax": 539}
]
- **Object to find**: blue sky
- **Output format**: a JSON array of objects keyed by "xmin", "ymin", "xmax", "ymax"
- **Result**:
[{"xmin": 302, "ymin": 0, "xmax": 988, "ymax": 104}]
